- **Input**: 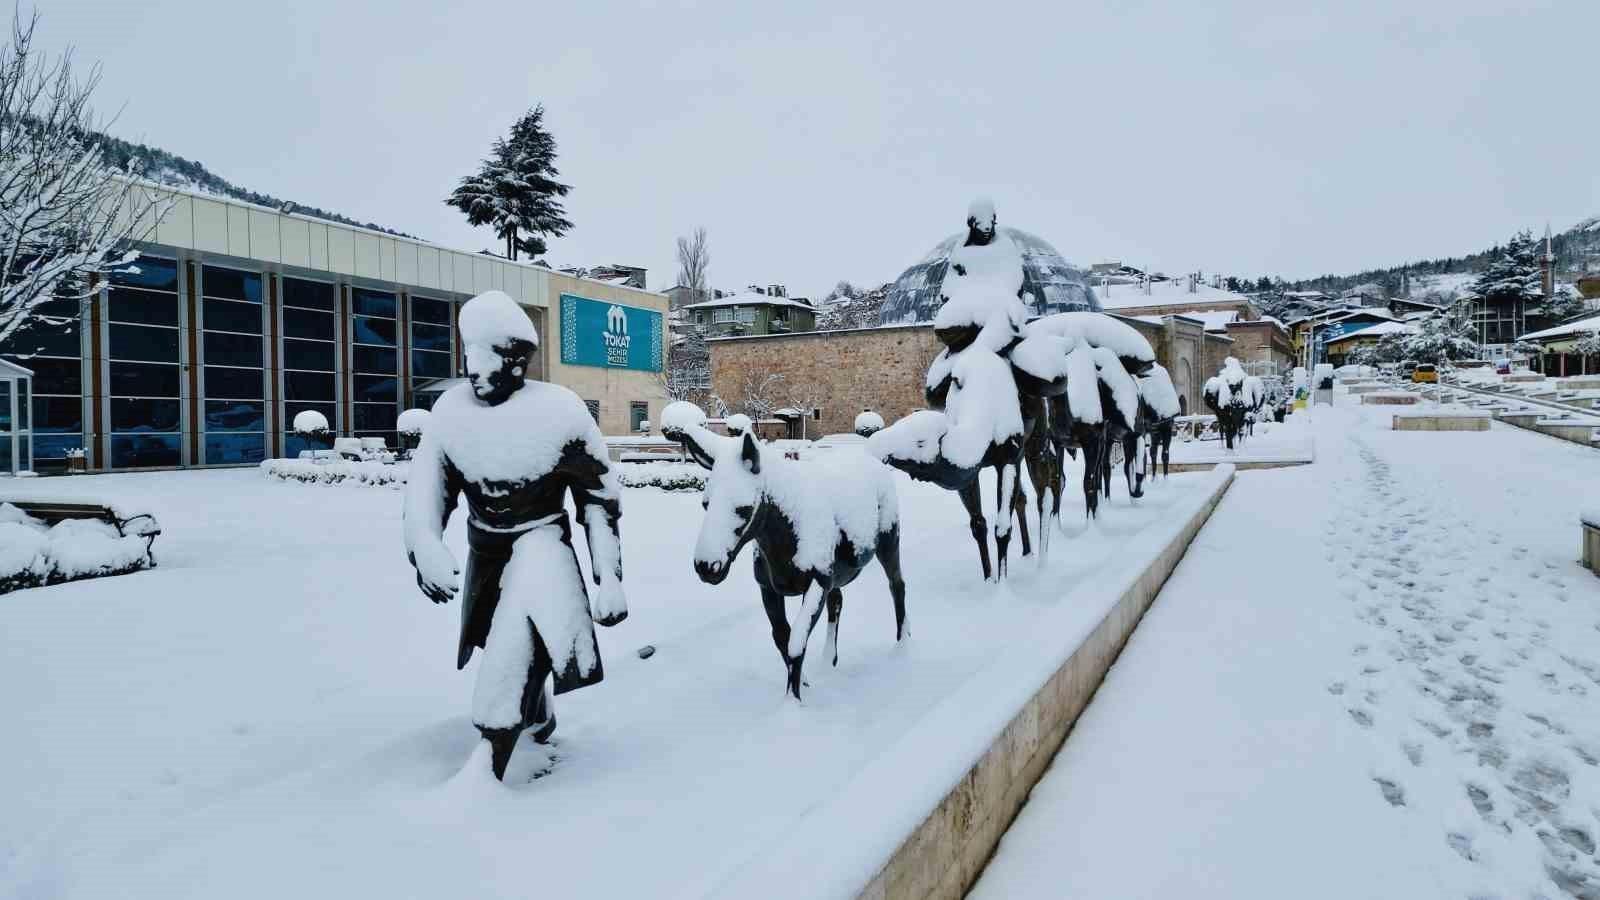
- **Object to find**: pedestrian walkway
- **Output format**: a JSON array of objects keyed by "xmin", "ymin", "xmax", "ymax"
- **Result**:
[{"xmin": 971, "ymin": 397, "xmax": 1600, "ymax": 900}]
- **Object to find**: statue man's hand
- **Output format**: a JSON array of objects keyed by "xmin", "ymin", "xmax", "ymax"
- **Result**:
[
  {"xmin": 408, "ymin": 546, "xmax": 459, "ymax": 605},
  {"xmin": 591, "ymin": 577, "xmax": 628, "ymax": 627}
]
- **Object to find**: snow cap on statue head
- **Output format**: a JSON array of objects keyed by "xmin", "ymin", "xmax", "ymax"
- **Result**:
[
  {"xmin": 967, "ymin": 196, "xmax": 996, "ymax": 233},
  {"xmin": 459, "ymin": 290, "xmax": 538, "ymax": 351}
]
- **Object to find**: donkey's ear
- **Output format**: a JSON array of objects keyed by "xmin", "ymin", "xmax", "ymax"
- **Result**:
[
  {"xmin": 740, "ymin": 431, "xmax": 761, "ymax": 475},
  {"xmin": 665, "ymin": 424, "xmax": 718, "ymax": 470}
]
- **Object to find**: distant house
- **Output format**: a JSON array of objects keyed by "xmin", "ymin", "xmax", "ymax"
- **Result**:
[
  {"xmin": 558, "ymin": 264, "xmax": 648, "ymax": 289},
  {"xmin": 1322, "ymin": 320, "xmax": 1416, "ymax": 367},
  {"xmin": 683, "ymin": 285, "xmax": 817, "ymax": 337}
]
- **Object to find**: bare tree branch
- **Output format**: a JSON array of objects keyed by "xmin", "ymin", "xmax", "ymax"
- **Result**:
[{"xmin": 674, "ymin": 226, "xmax": 709, "ymax": 307}]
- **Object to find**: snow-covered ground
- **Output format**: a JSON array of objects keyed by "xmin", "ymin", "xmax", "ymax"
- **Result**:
[
  {"xmin": 1168, "ymin": 415, "xmax": 1316, "ymax": 466},
  {"xmin": 0, "ymin": 452, "xmax": 1216, "ymax": 899},
  {"xmin": 974, "ymin": 394, "xmax": 1600, "ymax": 899}
]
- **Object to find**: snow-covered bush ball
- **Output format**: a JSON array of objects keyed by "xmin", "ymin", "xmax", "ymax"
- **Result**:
[
  {"xmin": 660, "ymin": 401, "xmax": 707, "ymax": 436},
  {"xmin": 724, "ymin": 413, "xmax": 753, "ymax": 436},
  {"xmin": 292, "ymin": 410, "xmax": 329, "ymax": 436},
  {"xmin": 397, "ymin": 408, "xmax": 430, "ymax": 437},
  {"xmin": 854, "ymin": 409, "xmax": 884, "ymax": 438}
]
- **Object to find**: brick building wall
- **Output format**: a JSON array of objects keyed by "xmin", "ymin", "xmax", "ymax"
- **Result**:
[
  {"xmin": 1222, "ymin": 320, "xmax": 1295, "ymax": 373},
  {"xmin": 708, "ymin": 325, "xmax": 943, "ymax": 437}
]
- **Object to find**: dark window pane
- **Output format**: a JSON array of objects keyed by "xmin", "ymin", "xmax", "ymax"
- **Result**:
[
  {"xmin": 352, "ymin": 315, "xmax": 397, "ymax": 347},
  {"xmin": 204, "ymin": 266, "xmax": 262, "ymax": 302},
  {"xmin": 205, "ymin": 432, "xmax": 265, "ymax": 464},
  {"xmin": 203, "ymin": 331, "xmax": 263, "ymax": 368},
  {"xmin": 109, "ymin": 257, "xmax": 179, "ymax": 291},
  {"xmin": 0, "ymin": 381, "xmax": 8, "ymax": 429},
  {"xmin": 204, "ymin": 366, "xmax": 263, "ymax": 399},
  {"xmin": 352, "ymin": 288, "xmax": 395, "ymax": 318},
  {"xmin": 352, "ymin": 430, "xmax": 397, "ymax": 448},
  {"xmin": 283, "ymin": 338, "xmax": 334, "ymax": 372},
  {"xmin": 2, "ymin": 321, "xmax": 79, "ymax": 358},
  {"xmin": 282, "ymin": 277, "xmax": 336, "ymax": 311},
  {"xmin": 16, "ymin": 381, "xmax": 25, "ymax": 429},
  {"xmin": 284, "ymin": 432, "xmax": 330, "ymax": 458},
  {"xmin": 353, "ymin": 374, "xmax": 397, "ymax": 403},
  {"xmin": 0, "ymin": 437, "xmax": 8, "ymax": 472},
  {"xmin": 411, "ymin": 296, "xmax": 451, "ymax": 325},
  {"xmin": 26, "ymin": 357, "xmax": 83, "ymax": 395},
  {"xmin": 283, "ymin": 401, "xmax": 336, "ymax": 428},
  {"xmin": 111, "ymin": 433, "xmax": 181, "ymax": 468},
  {"xmin": 352, "ymin": 345, "xmax": 396, "ymax": 374},
  {"xmin": 109, "ymin": 362, "xmax": 178, "ymax": 397},
  {"xmin": 33, "ymin": 433, "xmax": 82, "ymax": 462},
  {"xmin": 352, "ymin": 403, "xmax": 395, "ymax": 432},
  {"xmin": 411, "ymin": 322, "xmax": 451, "ymax": 352},
  {"xmin": 109, "ymin": 288, "xmax": 180, "ymax": 327},
  {"xmin": 284, "ymin": 370, "xmax": 335, "ymax": 401},
  {"xmin": 112, "ymin": 397, "xmax": 181, "ymax": 432},
  {"xmin": 32, "ymin": 396, "xmax": 81, "ymax": 433},
  {"xmin": 411, "ymin": 349, "xmax": 451, "ymax": 379},
  {"xmin": 282, "ymin": 307, "xmax": 334, "ymax": 341},
  {"xmin": 203, "ymin": 298, "xmax": 262, "ymax": 334},
  {"xmin": 110, "ymin": 323, "xmax": 180, "ymax": 362},
  {"xmin": 205, "ymin": 400, "xmax": 264, "ymax": 432}
]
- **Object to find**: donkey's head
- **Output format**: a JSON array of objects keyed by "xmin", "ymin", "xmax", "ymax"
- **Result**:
[{"xmin": 693, "ymin": 431, "xmax": 768, "ymax": 585}]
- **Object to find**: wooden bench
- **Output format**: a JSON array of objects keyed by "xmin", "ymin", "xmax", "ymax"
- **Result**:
[{"xmin": 6, "ymin": 500, "xmax": 162, "ymax": 556}]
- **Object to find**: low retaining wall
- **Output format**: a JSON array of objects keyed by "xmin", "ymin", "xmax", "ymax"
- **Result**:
[
  {"xmin": 1346, "ymin": 384, "xmax": 1385, "ymax": 395},
  {"xmin": 1165, "ymin": 459, "xmax": 1310, "ymax": 472},
  {"xmin": 1537, "ymin": 421, "xmax": 1600, "ymax": 446},
  {"xmin": 1505, "ymin": 373, "xmax": 1547, "ymax": 383},
  {"xmin": 1584, "ymin": 517, "xmax": 1600, "ymax": 576},
  {"xmin": 1361, "ymin": 392, "xmax": 1418, "ymax": 405},
  {"xmin": 1392, "ymin": 415, "xmax": 1490, "ymax": 432},
  {"xmin": 709, "ymin": 466, "xmax": 1237, "ymax": 900},
  {"xmin": 1497, "ymin": 412, "xmax": 1543, "ymax": 430}
]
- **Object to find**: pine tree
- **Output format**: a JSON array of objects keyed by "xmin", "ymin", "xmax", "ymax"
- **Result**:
[
  {"xmin": 446, "ymin": 106, "xmax": 572, "ymax": 261},
  {"xmin": 1471, "ymin": 230, "xmax": 1542, "ymax": 306}
]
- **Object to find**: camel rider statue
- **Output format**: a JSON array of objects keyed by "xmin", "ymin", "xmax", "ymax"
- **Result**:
[{"xmin": 403, "ymin": 289, "xmax": 628, "ymax": 782}]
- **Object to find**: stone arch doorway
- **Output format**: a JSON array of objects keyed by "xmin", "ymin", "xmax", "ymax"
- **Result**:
[{"xmin": 1175, "ymin": 357, "xmax": 1195, "ymax": 414}]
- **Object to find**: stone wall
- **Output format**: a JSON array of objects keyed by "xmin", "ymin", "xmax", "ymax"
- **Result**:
[
  {"xmin": 708, "ymin": 325, "xmax": 943, "ymax": 437},
  {"xmin": 1201, "ymin": 333, "xmax": 1237, "ymax": 387},
  {"xmin": 1223, "ymin": 320, "xmax": 1295, "ymax": 372}
]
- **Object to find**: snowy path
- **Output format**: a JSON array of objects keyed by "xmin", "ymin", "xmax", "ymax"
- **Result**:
[
  {"xmin": 0, "ymin": 460, "xmax": 1215, "ymax": 899},
  {"xmin": 974, "ymin": 398, "xmax": 1600, "ymax": 899}
]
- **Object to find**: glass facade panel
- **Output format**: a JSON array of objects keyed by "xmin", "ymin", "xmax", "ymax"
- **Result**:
[
  {"xmin": 109, "ymin": 323, "xmax": 181, "ymax": 362},
  {"xmin": 109, "ymin": 257, "xmax": 179, "ymax": 292},
  {"xmin": 16, "ymin": 437, "xmax": 27, "ymax": 472},
  {"xmin": 109, "ymin": 288, "xmax": 181, "ymax": 327},
  {"xmin": 352, "ymin": 403, "xmax": 396, "ymax": 432},
  {"xmin": 111, "ymin": 433, "xmax": 181, "ymax": 468},
  {"xmin": 203, "ymin": 331, "xmax": 264, "ymax": 368},
  {"xmin": 353, "ymin": 374, "xmax": 398, "ymax": 404},
  {"xmin": 109, "ymin": 362, "xmax": 179, "ymax": 397},
  {"xmin": 411, "ymin": 322, "xmax": 450, "ymax": 352},
  {"xmin": 31, "ymin": 396, "xmax": 80, "ymax": 433},
  {"xmin": 203, "ymin": 266, "xmax": 262, "ymax": 302},
  {"xmin": 0, "ymin": 437, "xmax": 9, "ymax": 473},
  {"xmin": 284, "ymin": 400, "xmax": 336, "ymax": 425},
  {"xmin": 352, "ymin": 345, "xmax": 396, "ymax": 374},
  {"xmin": 284, "ymin": 370, "xmax": 335, "ymax": 401},
  {"xmin": 0, "ymin": 381, "xmax": 8, "ymax": 429},
  {"xmin": 33, "ymin": 433, "xmax": 80, "ymax": 467},
  {"xmin": 204, "ymin": 400, "xmax": 265, "ymax": 432},
  {"xmin": 412, "ymin": 296, "xmax": 451, "ymax": 325},
  {"xmin": 283, "ymin": 339, "xmax": 335, "ymax": 372},
  {"xmin": 283, "ymin": 307, "xmax": 334, "ymax": 340},
  {"xmin": 16, "ymin": 380, "xmax": 26, "ymax": 429},
  {"xmin": 411, "ymin": 349, "xmax": 451, "ymax": 379},
  {"xmin": 111, "ymin": 398, "xmax": 181, "ymax": 433},
  {"xmin": 24, "ymin": 357, "xmax": 81, "ymax": 395},
  {"xmin": 4, "ymin": 321, "xmax": 80, "ymax": 357},
  {"xmin": 282, "ymin": 277, "xmax": 336, "ymax": 311},
  {"xmin": 204, "ymin": 432, "xmax": 266, "ymax": 464},
  {"xmin": 204, "ymin": 366, "xmax": 263, "ymax": 400},
  {"xmin": 351, "ymin": 288, "xmax": 396, "ymax": 318},
  {"xmin": 203, "ymin": 298, "xmax": 262, "ymax": 334},
  {"xmin": 352, "ymin": 315, "xmax": 397, "ymax": 347}
]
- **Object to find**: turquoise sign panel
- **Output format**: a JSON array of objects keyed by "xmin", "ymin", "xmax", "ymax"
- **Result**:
[{"xmin": 559, "ymin": 294, "xmax": 663, "ymax": 372}]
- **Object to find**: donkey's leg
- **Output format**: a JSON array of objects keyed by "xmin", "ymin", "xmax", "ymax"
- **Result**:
[
  {"xmin": 786, "ymin": 582, "xmax": 828, "ymax": 700},
  {"xmin": 957, "ymin": 481, "xmax": 992, "ymax": 580},
  {"xmin": 753, "ymin": 553, "xmax": 791, "ymax": 670},
  {"xmin": 993, "ymin": 463, "xmax": 1017, "ymax": 579},
  {"xmin": 876, "ymin": 525, "xmax": 909, "ymax": 641},
  {"xmin": 824, "ymin": 588, "xmax": 843, "ymax": 667},
  {"xmin": 1011, "ymin": 460, "xmax": 1032, "ymax": 559}
]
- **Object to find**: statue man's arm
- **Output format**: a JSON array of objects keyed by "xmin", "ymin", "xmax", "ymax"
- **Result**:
[
  {"xmin": 402, "ymin": 432, "xmax": 462, "ymax": 604},
  {"xmin": 560, "ymin": 426, "xmax": 627, "ymax": 627}
]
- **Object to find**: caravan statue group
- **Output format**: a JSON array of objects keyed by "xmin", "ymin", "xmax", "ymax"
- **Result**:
[{"xmin": 402, "ymin": 201, "xmax": 1190, "ymax": 781}]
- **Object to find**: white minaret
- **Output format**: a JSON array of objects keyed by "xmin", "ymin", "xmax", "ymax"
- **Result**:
[{"xmin": 1543, "ymin": 224, "xmax": 1555, "ymax": 298}]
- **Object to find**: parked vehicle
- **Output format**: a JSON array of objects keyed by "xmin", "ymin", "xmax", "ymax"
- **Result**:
[
  {"xmin": 1494, "ymin": 358, "xmax": 1511, "ymax": 375},
  {"xmin": 1413, "ymin": 364, "xmax": 1438, "ymax": 384}
]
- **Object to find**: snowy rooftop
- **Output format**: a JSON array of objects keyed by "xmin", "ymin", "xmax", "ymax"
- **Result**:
[
  {"xmin": 1094, "ymin": 279, "xmax": 1251, "ymax": 311},
  {"xmin": 681, "ymin": 291, "xmax": 817, "ymax": 312},
  {"xmin": 1519, "ymin": 313, "xmax": 1600, "ymax": 342}
]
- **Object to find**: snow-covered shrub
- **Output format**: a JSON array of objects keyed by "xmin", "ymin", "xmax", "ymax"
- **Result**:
[
  {"xmin": 854, "ymin": 409, "xmax": 884, "ymax": 437},
  {"xmin": 260, "ymin": 458, "xmax": 408, "ymax": 489},
  {"xmin": 616, "ymin": 461, "xmax": 706, "ymax": 492},
  {"xmin": 397, "ymin": 408, "xmax": 429, "ymax": 437}
]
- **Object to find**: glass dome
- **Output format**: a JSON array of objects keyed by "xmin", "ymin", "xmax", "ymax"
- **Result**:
[{"xmin": 878, "ymin": 227, "xmax": 1100, "ymax": 326}]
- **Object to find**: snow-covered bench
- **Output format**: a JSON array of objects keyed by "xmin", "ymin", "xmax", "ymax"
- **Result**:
[
  {"xmin": 1583, "ymin": 510, "xmax": 1600, "ymax": 577},
  {"xmin": 1, "ymin": 501, "xmax": 161, "ymax": 594}
]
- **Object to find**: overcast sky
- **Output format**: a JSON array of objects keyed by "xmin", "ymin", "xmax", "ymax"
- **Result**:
[{"xmin": 48, "ymin": 0, "xmax": 1600, "ymax": 298}]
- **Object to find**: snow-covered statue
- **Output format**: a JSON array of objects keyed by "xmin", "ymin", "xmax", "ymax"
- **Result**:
[
  {"xmin": 853, "ymin": 409, "xmax": 884, "ymax": 438},
  {"xmin": 402, "ymin": 290, "xmax": 628, "ymax": 782},
  {"xmin": 723, "ymin": 413, "xmax": 753, "ymax": 437},
  {"xmin": 1203, "ymin": 358, "xmax": 1250, "ymax": 450},
  {"xmin": 667, "ymin": 417, "xmax": 908, "ymax": 701},
  {"xmin": 931, "ymin": 196, "xmax": 1028, "ymax": 358},
  {"xmin": 1135, "ymin": 363, "xmax": 1182, "ymax": 479}
]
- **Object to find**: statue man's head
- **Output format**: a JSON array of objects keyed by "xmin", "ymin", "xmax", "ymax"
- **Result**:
[
  {"xmin": 965, "ymin": 196, "xmax": 997, "ymax": 246},
  {"xmin": 459, "ymin": 290, "xmax": 539, "ymax": 407}
]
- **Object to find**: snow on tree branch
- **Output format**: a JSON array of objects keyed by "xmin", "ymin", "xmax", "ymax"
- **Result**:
[{"xmin": 0, "ymin": 9, "xmax": 169, "ymax": 349}]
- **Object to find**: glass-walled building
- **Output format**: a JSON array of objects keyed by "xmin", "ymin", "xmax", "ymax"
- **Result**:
[
  {"xmin": 0, "ymin": 182, "xmax": 670, "ymax": 473},
  {"xmin": 0, "ymin": 358, "xmax": 32, "ymax": 476}
]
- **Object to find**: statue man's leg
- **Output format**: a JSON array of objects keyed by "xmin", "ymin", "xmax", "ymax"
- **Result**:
[{"xmin": 473, "ymin": 585, "xmax": 540, "ymax": 780}]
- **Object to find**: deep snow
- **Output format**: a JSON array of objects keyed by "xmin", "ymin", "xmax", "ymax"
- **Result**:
[
  {"xmin": 973, "ymin": 393, "xmax": 1600, "ymax": 899},
  {"xmin": 0, "ymin": 447, "xmax": 1214, "ymax": 899}
]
